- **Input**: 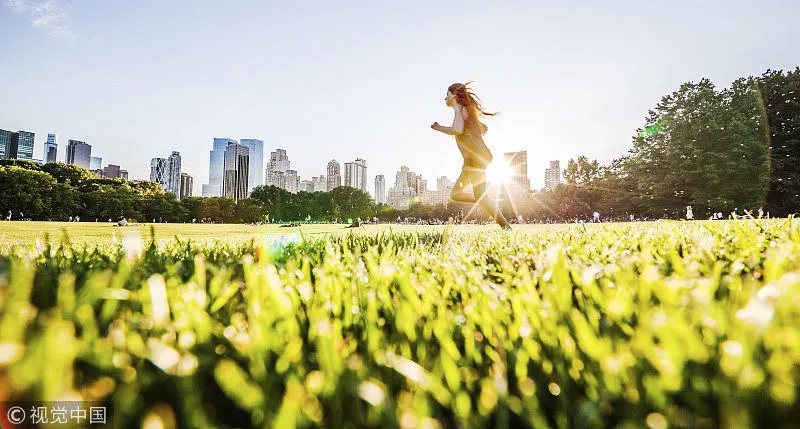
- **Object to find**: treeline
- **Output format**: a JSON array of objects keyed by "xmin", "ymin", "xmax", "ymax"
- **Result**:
[
  {"xmin": 0, "ymin": 161, "xmax": 379, "ymax": 223},
  {"xmin": 535, "ymin": 68, "xmax": 799, "ymax": 220}
]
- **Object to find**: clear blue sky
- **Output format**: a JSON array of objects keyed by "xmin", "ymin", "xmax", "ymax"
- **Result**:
[{"xmin": 2, "ymin": 0, "xmax": 799, "ymax": 194}]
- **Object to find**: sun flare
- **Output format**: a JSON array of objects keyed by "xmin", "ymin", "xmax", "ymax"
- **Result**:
[{"xmin": 485, "ymin": 161, "xmax": 512, "ymax": 185}]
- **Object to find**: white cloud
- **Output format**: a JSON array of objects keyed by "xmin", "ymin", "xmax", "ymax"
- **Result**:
[{"xmin": 5, "ymin": 0, "xmax": 75, "ymax": 39}]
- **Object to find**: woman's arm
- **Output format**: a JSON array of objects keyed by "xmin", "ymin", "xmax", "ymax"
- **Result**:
[{"xmin": 431, "ymin": 106, "xmax": 465, "ymax": 135}]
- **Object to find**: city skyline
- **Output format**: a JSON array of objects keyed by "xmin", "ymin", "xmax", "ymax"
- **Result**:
[
  {"xmin": 2, "ymin": 126, "xmax": 562, "ymax": 198},
  {"xmin": 4, "ymin": 2, "xmax": 797, "ymax": 196}
]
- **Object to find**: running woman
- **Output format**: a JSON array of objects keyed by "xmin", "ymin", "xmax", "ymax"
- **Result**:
[{"xmin": 431, "ymin": 82, "xmax": 511, "ymax": 229}]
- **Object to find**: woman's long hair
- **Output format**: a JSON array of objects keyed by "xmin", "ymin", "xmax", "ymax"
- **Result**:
[{"xmin": 448, "ymin": 82, "xmax": 497, "ymax": 118}]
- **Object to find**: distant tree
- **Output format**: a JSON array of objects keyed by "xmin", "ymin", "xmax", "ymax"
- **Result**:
[
  {"xmin": 46, "ymin": 183, "xmax": 80, "ymax": 220},
  {"xmin": 80, "ymin": 184, "xmax": 140, "ymax": 221},
  {"xmin": 131, "ymin": 180, "xmax": 165, "ymax": 197},
  {"xmin": 0, "ymin": 167, "xmax": 58, "ymax": 219},
  {"xmin": 563, "ymin": 156, "xmax": 603, "ymax": 185},
  {"xmin": 78, "ymin": 177, "xmax": 130, "ymax": 193},
  {"xmin": 275, "ymin": 191, "xmax": 326, "ymax": 221},
  {"xmin": 41, "ymin": 162, "xmax": 93, "ymax": 185},
  {"xmin": 0, "ymin": 159, "xmax": 42, "ymax": 171},
  {"xmin": 234, "ymin": 198, "xmax": 266, "ymax": 223},
  {"xmin": 625, "ymin": 77, "xmax": 768, "ymax": 218},
  {"xmin": 759, "ymin": 68, "xmax": 800, "ymax": 216},
  {"xmin": 197, "ymin": 197, "xmax": 238, "ymax": 223},
  {"xmin": 326, "ymin": 186, "xmax": 375, "ymax": 221},
  {"xmin": 181, "ymin": 197, "xmax": 204, "ymax": 222},
  {"xmin": 250, "ymin": 185, "xmax": 291, "ymax": 208},
  {"xmin": 140, "ymin": 193, "xmax": 186, "ymax": 222}
]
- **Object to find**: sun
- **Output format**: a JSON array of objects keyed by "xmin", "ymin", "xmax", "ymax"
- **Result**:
[{"xmin": 485, "ymin": 160, "xmax": 512, "ymax": 185}]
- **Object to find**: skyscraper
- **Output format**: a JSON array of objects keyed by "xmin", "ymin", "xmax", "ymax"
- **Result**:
[
  {"xmin": 150, "ymin": 158, "xmax": 166, "ymax": 184},
  {"xmin": 0, "ymin": 130, "xmax": 35, "ymax": 160},
  {"xmin": 374, "ymin": 175, "xmax": 386, "ymax": 204},
  {"xmin": 394, "ymin": 165, "xmax": 423, "ymax": 195},
  {"xmin": 165, "ymin": 151, "xmax": 181, "ymax": 197},
  {"xmin": 327, "ymin": 160, "xmax": 341, "ymax": 190},
  {"xmin": 284, "ymin": 170, "xmax": 299, "ymax": 193},
  {"xmin": 90, "ymin": 156, "xmax": 103, "ymax": 171},
  {"xmin": 10, "ymin": 131, "xmax": 34, "ymax": 160},
  {"xmin": 0, "ymin": 130, "xmax": 12, "ymax": 159},
  {"xmin": 203, "ymin": 138, "xmax": 236, "ymax": 197},
  {"xmin": 223, "ymin": 142, "xmax": 250, "ymax": 201},
  {"xmin": 239, "ymin": 139, "xmax": 264, "ymax": 192},
  {"xmin": 180, "ymin": 173, "xmax": 193, "ymax": 200},
  {"xmin": 66, "ymin": 140, "xmax": 92, "ymax": 169},
  {"xmin": 343, "ymin": 158, "xmax": 367, "ymax": 192},
  {"xmin": 149, "ymin": 151, "xmax": 181, "ymax": 195},
  {"xmin": 544, "ymin": 160, "xmax": 561, "ymax": 190},
  {"xmin": 44, "ymin": 134, "xmax": 57, "ymax": 163},
  {"xmin": 504, "ymin": 151, "xmax": 531, "ymax": 191},
  {"xmin": 356, "ymin": 158, "xmax": 367, "ymax": 191},
  {"xmin": 266, "ymin": 149, "xmax": 291, "ymax": 188},
  {"xmin": 437, "ymin": 176, "xmax": 453, "ymax": 192},
  {"xmin": 388, "ymin": 166, "xmax": 421, "ymax": 210}
]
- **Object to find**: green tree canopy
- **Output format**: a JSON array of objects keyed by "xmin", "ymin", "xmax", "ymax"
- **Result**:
[{"xmin": 41, "ymin": 163, "xmax": 93, "ymax": 185}]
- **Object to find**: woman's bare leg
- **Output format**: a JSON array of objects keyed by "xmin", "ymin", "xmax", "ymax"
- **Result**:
[
  {"xmin": 450, "ymin": 169, "xmax": 477, "ymax": 203},
  {"xmin": 472, "ymin": 172, "xmax": 511, "ymax": 229}
]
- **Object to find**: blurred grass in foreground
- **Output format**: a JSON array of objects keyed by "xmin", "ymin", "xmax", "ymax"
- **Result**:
[{"xmin": 0, "ymin": 220, "xmax": 798, "ymax": 428}]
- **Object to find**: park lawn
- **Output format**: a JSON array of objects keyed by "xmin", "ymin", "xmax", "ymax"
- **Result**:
[
  {"xmin": 0, "ymin": 221, "xmax": 568, "ymax": 248},
  {"xmin": 0, "ymin": 218, "xmax": 798, "ymax": 428}
]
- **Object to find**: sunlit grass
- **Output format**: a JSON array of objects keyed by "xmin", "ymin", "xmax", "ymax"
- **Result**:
[{"xmin": 0, "ymin": 219, "xmax": 798, "ymax": 428}]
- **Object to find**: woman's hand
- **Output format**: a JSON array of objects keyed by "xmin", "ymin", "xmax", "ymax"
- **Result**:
[{"xmin": 431, "ymin": 122, "xmax": 441, "ymax": 131}]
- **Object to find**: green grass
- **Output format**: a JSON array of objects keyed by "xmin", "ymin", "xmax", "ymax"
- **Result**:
[
  {"xmin": 0, "ymin": 220, "xmax": 798, "ymax": 428},
  {"xmin": 0, "ymin": 221, "xmax": 366, "ymax": 246},
  {"xmin": 0, "ymin": 221, "xmax": 569, "ymax": 248}
]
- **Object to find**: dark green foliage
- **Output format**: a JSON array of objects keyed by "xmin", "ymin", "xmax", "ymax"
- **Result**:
[{"xmin": 759, "ymin": 68, "xmax": 800, "ymax": 216}]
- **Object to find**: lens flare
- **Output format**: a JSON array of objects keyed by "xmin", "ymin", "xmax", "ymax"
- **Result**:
[
  {"xmin": 486, "ymin": 160, "xmax": 512, "ymax": 185},
  {"xmin": 258, "ymin": 232, "xmax": 303, "ymax": 261}
]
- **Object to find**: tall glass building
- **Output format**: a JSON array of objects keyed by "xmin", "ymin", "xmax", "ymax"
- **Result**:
[
  {"xmin": 11, "ymin": 131, "xmax": 34, "ymax": 160},
  {"xmin": 374, "ymin": 174, "xmax": 386, "ymax": 204},
  {"xmin": 165, "ymin": 151, "xmax": 181, "ymax": 197},
  {"xmin": 44, "ymin": 134, "xmax": 58, "ymax": 163},
  {"xmin": 239, "ymin": 139, "xmax": 264, "ymax": 193},
  {"xmin": 150, "ymin": 158, "xmax": 166, "ymax": 184},
  {"xmin": 223, "ymin": 142, "xmax": 250, "ymax": 201},
  {"xmin": 66, "ymin": 140, "xmax": 92, "ymax": 169},
  {"xmin": 0, "ymin": 129, "xmax": 12, "ymax": 159},
  {"xmin": 203, "ymin": 138, "xmax": 236, "ymax": 197},
  {"xmin": 0, "ymin": 130, "xmax": 35, "ymax": 160},
  {"xmin": 179, "ymin": 173, "xmax": 193, "ymax": 200},
  {"xmin": 90, "ymin": 156, "xmax": 103, "ymax": 171}
]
